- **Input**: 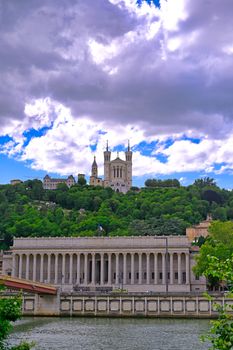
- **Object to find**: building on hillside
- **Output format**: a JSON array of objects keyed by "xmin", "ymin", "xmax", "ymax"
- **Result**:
[
  {"xmin": 43, "ymin": 175, "xmax": 76, "ymax": 190},
  {"xmin": 90, "ymin": 141, "xmax": 133, "ymax": 193},
  {"xmin": 10, "ymin": 179, "xmax": 23, "ymax": 185},
  {"xmin": 2, "ymin": 236, "xmax": 206, "ymax": 293},
  {"xmin": 186, "ymin": 214, "xmax": 212, "ymax": 242}
]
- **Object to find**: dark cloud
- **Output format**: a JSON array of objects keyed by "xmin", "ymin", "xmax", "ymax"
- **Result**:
[{"xmin": 0, "ymin": 0, "xmax": 233, "ymax": 139}]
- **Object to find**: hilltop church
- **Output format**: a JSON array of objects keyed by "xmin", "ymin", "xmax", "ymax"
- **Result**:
[{"xmin": 90, "ymin": 142, "xmax": 132, "ymax": 193}]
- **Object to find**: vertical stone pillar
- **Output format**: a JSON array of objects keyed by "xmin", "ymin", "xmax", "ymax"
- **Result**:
[
  {"xmin": 123, "ymin": 253, "xmax": 127, "ymax": 285},
  {"xmin": 170, "ymin": 253, "xmax": 174, "ymax": 285},
  {"xmin": 108, "ymin": 253, "xmax": 112, "ymax": 285},
  {"xmin": 69, "ymin": 254, "xmax": 73, "ymax": 285},
  {"xmin": 54, "ymin": 254, "xmax": 58, "ymax": 284},
  {"xmin": 185, "ymin": 253, "xmax": 190, "ymax": 284},
  {"xmin": 115, "ymin": 253, "xmax": 119, "ymax": 285},
  {"xmin": 146, "ymin": 253, "xmax": 150, "ymax": 285},
  {"xmin": 100, "ymin": 253, "xmax": 104, "ymax": 285},
  {"xmin": 77, "ymin": 253, "xmax": 80, "ymax": 284},
  {"xmin": 178, "ymin": 253, "xmax": 182, "ymax": 284},
  {"xmin": 138, "ymin": 253, "xmax": 142, "ymax": 284},
  {"xmin": 12, "ymin": 254, "xmax": 16, "ymax": 277},
  {"xmin": 47, "ymin": 254, "xmax": 51, "ymax": 283},
  {"xmin": 19, "ymin": 254, "xmax": 23, "ymax": 279},
  {"xmin": 162, "ymin": 253, "xmax": 166, "ymax": 285},
  {"xmin": 154, "ymin": 253, "xmax": 158, "ymax": 284},
  {"xmin": 91, "ymin": 253, "xmax": 96, "ymax": 285},
  {"xmin": 62, "ymin": 254, "xmax": 66, "ymax": 284},
  {"xmin": 33, "ymin": 254, "xmax": 37, "ymax": 281},
  {"xmin": 40, "ymin": 254, "xmax": 44, "ymax": 282},
  {"xmin": 84, "ymin": 253, "xmax": 88, "ymax": 285},
  {"xmin": 131, "ymin": 253, "xmax": 135, "ymax": 285},
  {"xmin": 26, "ymin": 254, "xmax": 30, "ymax": 280}
]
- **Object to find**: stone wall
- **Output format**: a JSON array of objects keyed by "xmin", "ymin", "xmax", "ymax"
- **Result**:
[{"xmin": 22, "ymin": 293, "xmax": 233, "ymax": 318}]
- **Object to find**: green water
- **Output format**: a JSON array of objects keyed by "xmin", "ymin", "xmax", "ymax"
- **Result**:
[{"xmin": 9, "ymin": 317, "xmax": 210, "ymax": 350}]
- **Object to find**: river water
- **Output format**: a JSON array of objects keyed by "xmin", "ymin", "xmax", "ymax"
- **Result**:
[{"xmin": 9, "ymin": 317, "xmax": 211, "ymax": 350}]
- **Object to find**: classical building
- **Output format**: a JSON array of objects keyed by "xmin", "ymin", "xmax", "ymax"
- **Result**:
[
  {"xmin": 90, "ymin": 142, "xmax": 133, "ymax": 193},
  {"xmin": 2, "ymin": 236, "xmax": 206, "ymax": 293},
  {"xmin": 43, "ymin": 175, "xmax": 76, "ymax": 190}
]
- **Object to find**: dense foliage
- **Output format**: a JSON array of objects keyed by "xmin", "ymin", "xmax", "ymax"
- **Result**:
[
  {"xmin": 194, "ymin": 221, "xmax": 233, "ymax": 288},
  {"xmin": 0, "ymin": 178, "xmax": 233, "ymax": 248},
  {"xmin": 201, "ymin": 255, "xmax": 233, "ymax": 350},
  {"xmin": 0, "ymin": 288, "xmax": 32, "ymax": 350}
]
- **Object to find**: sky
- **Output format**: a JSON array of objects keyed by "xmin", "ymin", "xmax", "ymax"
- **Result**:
[{"xmin": 1, "ymin": 0, "xmax": 233, "ymax": 189}]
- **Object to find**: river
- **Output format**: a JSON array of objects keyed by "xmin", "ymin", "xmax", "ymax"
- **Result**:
[{"xmin": 9, "ymin": 317, "xmax": 211, "ymax": 350}]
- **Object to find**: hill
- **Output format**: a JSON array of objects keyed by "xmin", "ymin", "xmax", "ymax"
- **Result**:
[{"xmin": 0, "ymin": 178, "xmax": 233, "ymax": 249}]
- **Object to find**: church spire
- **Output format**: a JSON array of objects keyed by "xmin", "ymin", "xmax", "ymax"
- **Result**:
[
  {"xmin": 106, "ymin": 140, "xmax": 109, "ymax": 152},
  {"xmin": 128, "ymin": 139, "xmax": 130, "ymax": 152}
]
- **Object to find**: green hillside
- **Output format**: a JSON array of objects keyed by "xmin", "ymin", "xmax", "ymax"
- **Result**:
[{"xmin": 0, "ymin": 178, "xmax": 233, "ymax": 249}]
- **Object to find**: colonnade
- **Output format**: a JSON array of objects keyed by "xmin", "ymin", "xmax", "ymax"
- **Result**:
[{"xmin": 12, "ymin": 251, "xmax": 190, "ymax": 287}]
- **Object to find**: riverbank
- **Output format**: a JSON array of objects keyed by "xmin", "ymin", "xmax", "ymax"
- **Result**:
[{"xmin": 19, "ymin": 292, "xmax": 231, "ymax": 318}]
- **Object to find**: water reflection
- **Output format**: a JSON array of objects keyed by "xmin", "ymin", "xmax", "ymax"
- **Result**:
[{"xmin": 10, "ymin": 317, "xmax": 210, "ymax": 350}]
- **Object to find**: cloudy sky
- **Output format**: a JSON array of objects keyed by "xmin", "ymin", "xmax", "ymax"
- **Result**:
[{"xmin": 1, "ymin": 0, "xmax": 233, "ymax": 188}]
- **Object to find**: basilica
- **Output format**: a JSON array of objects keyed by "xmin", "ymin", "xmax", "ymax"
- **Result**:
[{"xmin": 90, "ymin": 142, "xmax": 133, "ymax": 193}]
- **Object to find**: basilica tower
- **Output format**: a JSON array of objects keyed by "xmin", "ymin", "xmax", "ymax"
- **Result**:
[
  {"xmin": 125, "ymin": 140, "xmax": 132, "ymax": 189},
  {"xmin": 104, "ymin": 141, "xmax": 111, "ymax": 186}
]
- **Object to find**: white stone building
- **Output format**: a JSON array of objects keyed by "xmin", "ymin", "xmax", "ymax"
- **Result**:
[
  {"xmin": 90, "ymin": 142, "xmax": 132, "ymax": 193},
  {"xmin": 2, "ymin": 236, "xmax": 206, "ymax": 293}
]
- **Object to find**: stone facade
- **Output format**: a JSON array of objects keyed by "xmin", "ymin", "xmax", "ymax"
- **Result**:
[
  {"xmin": 43, "ymin": 175, "xmax": 76, "ymax": 190},
  {"xmin": 3, "ymin": 236, "xmax": 206, "ymax": 293},
  {"xmin": 90, "ymin": 142, "xmax": 132, "ymax": 193},
  {"xmin": 186, "ymin": 215, "xmax": 212, "ymax": 242}
]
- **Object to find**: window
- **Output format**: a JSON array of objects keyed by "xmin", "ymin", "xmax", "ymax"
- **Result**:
[
  {"xmin": 136, "ymin": 272, "xmax": 139, "ymax": 279},
  {"xmin": 144, "ymin": 272, "xmax": 147, "ymax": 279},
  {"xmin": 159, "ymin": 272, "xmax": 163, "ymax": 280},
  {"xmin": 152, "ymin": 272, "xmax": 154, "ymax": 280},
  {"xmin": 175, "ymin": 272, "xmax": 178, "ymax": 279},
  {"xmin": 129, "ymin": 272, "xmax": 131, "ymax": 279},
  {"xmin": 195, "ymin": 275, "xmax": 200, "ymax": 281}
]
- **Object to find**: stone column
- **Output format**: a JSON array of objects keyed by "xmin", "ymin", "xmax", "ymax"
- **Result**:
[
  {"xmin": 84, "ymin": 253, "xmax": 88, "ymax": 285},
  {"xmin": 185, "ymin": 253, "xmax": 190, "ymax": 284},
  {"xmin": 54, "ymin": 254, "xmax": 58, "ymax": 284},
  {"xmin": 146, "ymin": 253, "xmax": 150, "ymax": 285},
  {"xmin": 100, "ymin": 253, "xmax": 104, "ymax": 285},
  {"xmin": 47, "ymin": 254, "xmax": 51, "ymax": 283},
  {"xmin": 123, "ymin": 253, "xmax": 127, "ymax": 285},
  {"xmin": 115, "ymin": 253, "xmax": 119, "ymax": 285},
  {"xmin": 69, "ymin": 254, "xmax": 73, "ymax": 285},
  {"xmin": 138, "ymin": 253, "xmax": 142, "ymax": 284},
  {"xmin": 91, "ymin": 253, "xmax": 96, "ymax": 285},
  {"xmin": 77, "ymin": 253, "xmax": 80, "ymax": 284},
  {"xmin": 178, "ymin": 253, "xmax": 182, "ymax": 284},
  {"xmin": 131, "ymin": 253, "xmax": 135, "ymax": 285},
  {"xmin": 19, "ymin": 254, "xmax": 23, "ymax": 279},
  {"xmin": 170, "ymin": 253, "xmax": 174, "ymax": 285},
  {"xmin": 33, "ymin": 254, "xmax": 37, "ymax": 281},
  {"xmin": 40, "ymin": 254, "xmax": 44, "ymax": 282},
  {"xmin": 108, "ymin": 253, "xmax": 112, "ymax": 285},
  {"xmin": 26, "ymin": 254, "xmax": 30, "ymax": 280},
  {"xmin": 62, "ymin": 254, "xmax": 66, "ymax": 284},
  {"xmin": 154, "ymin": 253, "xmax": 158, "ymax": 284},
  {"xmin": 162, "ymin": 253, "xmax": 166, "ymax": 285},
  {"xmin": 12, "ymin": 254, "xmax": 16, "ymax": 277}
]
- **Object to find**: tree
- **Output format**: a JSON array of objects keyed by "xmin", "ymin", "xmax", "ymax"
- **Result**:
[
  {"xmin": 194, "ymin": 221, "xmax": 233, "ymax": 286},
  {"xmin": 193, "ymin": 177, "xmax": 217, "ymax": 189},
  {"xmin": 201, "ymin": 255, "xmax": 233, "ymax": 350},
  {"xmin": 0, "ymin": 287, "xmax": 33, "ymax": 349},
  {"xmin": 77, "ymin": 176, "xmax": 86, "ymax": 186}
]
